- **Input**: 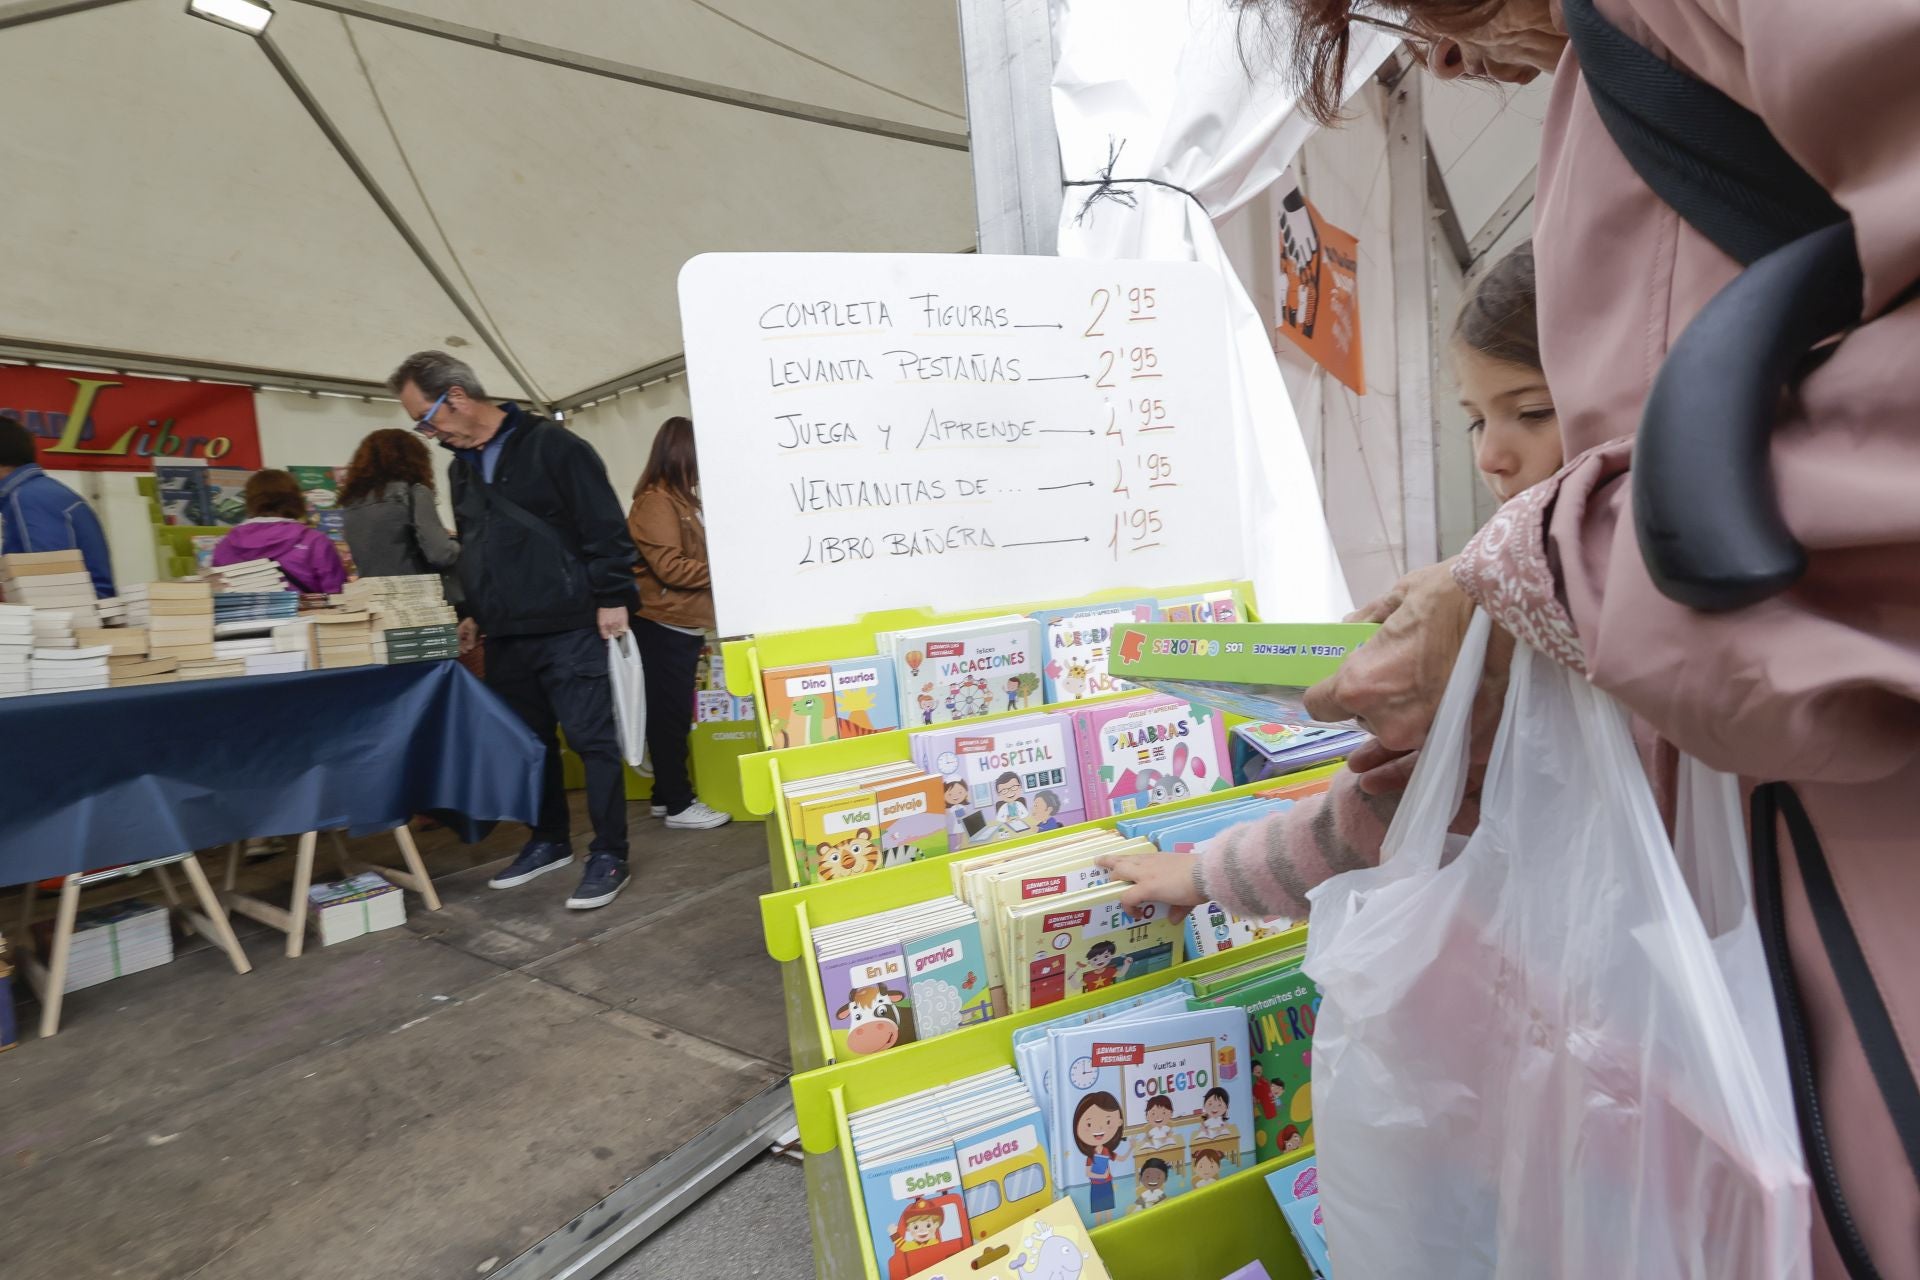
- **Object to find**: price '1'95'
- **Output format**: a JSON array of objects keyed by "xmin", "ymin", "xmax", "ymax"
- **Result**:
[{"xmin": 1111, "ymin": 507, "xmax": 1164, "ymax": 557}]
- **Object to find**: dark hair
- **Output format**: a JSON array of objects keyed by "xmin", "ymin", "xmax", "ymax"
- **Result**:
[
  {"xmin": 244, "ymin": 469, "xmax": 309, "ymax": 520},
  {"xmin": 1071, "ymin": 1091, "xmax": 1125, "ymax": 1158},
  {"xmin": 1453, "ymin": 242, "xmax": 1540, "ymax": 372},
  {"xmin": 1146, "ymin": 1095, "xmax": 1174, "ymax": 1114},
  {"xmin": 1087, "ymin": 940, "xmax": 1118, "ymax": 961},
  {"xmin": 1236, "ymin": 0, "xmax": 1503, "ymax": 124},
  {"xmin": 388, "ymin": 350, "xmax": 486, "ymax": 401},
  {"xmin": 1204, "ymin": 1086, "xmax": 1230, "ymax": 1107},
  {"xmin": 1141, "ymin": 1158, "xmax": 1170, "ymax": 1177},
  {"xmin": 635, "ymin": 415, "xmax": 698, "ymax": 501},
  {"xmin": 995, "ymin": 771, "xmax": 1022, "ymax": 791},
  {"xmin": 339, "ymin": 428, "xmax": 435, "ymax": 507},
  {"xmin": 0, "ymin": 415, "xmax": 34, "ymax": 467}
]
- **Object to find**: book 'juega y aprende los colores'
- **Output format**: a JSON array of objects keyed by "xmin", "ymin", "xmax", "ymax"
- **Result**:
[
  {"xmin": 890, "ymin": 617, "xmax": 1044, "ymax": 727},
  {"xmin": 762, "ymin": 661, "xmax": 839, "ymax": 747},
  {"xmin": 1049, "ymin": 1005, "xmax": 1254, "ymax": 1229},
  {"xmin": 1071, "ymin": 694, "xmax": 1231, "ymax": 819},
  {"xmin": 1158, "ymin": 588, "xmax": 1244, "ymax": 624},
  {"xmin": 1031, "ymin": 599, "xmax": 1157, "ymax": 704},
  {"xmin": 831, "ymin": 655, "xmax": 901, "ymax": 736},
  {"xmin": 913, "ymin": 713, "xmax": 1085, "ymax": 851},
  {"xmin": 1106, "ymin": 622, "xmax": 1377, "ymax": 728},
  {"xmin": 1190, "ymin": 959, "xmax": 1320, "ymax": 1159}
]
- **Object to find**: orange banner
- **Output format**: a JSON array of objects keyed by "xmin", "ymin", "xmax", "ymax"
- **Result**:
[{"xmin": 1275, "ymin": 184, "xmax": 1365, "ymax": 394}]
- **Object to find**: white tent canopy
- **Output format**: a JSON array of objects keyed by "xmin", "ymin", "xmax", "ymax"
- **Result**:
[{"xmin": 0, "ymin": 0, "xmax": 977, "ymax": 405}]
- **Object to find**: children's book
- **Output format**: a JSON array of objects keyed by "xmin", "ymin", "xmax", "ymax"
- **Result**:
[
  {"xmin": 1266, "ymin": 1158, "xmax": 1330, "ymax": 1279},
  {"xmin": 872, "ymin": 773, "xmax": 951, "ymax": 868},
  {"xmin": 1007, "ymin": 883, "xmax": 1182, "ymax": 1012},
  {"xmin": 914, "ymin": 713, "xmax": 1084, "ymax": 850},
  {"xmin": 902, "ymin": 915, "xmax": 994, "ymax": 1037},
  {"xmin": 1050, "ymin": 1006, "xmax": 1254, "ymax": 1228},
  {"xmin": 1107, "ymin": 622, "xmax": 1376, "ymax": 728},
  {"xmin": 858, "ymin": 1141, "xmax": 972, "ymax": 1277},
  {"xmin": 1158, "ymin": 588, "xmax": 1244, "ymax": 624},
  {"xmin": 946, "ymin": 1196, "xmax": 1113, "ymax": 1280},
  {"xmin": 762, "ymin": 662, "xmax": 838, "ymax": 748},
  {"xmin": 1183, "ymin": 901, "xmax": 1296, "ymax": 962},
  {"xmin": 1220, "ymin": 1265, "xmax": 1274, "ymax": 1280},
  {"xmin": 1031, "ymin": 599, "xmax": 1156, "ymax": 703},
  {"xmin": 1232, "ymin": 722, "xmax": 1367, "ymax": 781},
  {"xmin": 819, "ymin": 939, "xmax": 915, "ymax": 1058},
  {"xmin": 782, "ymin": 762, "xmax": 924, "ymax": 860},
  {"xmin": 831, "ymin": 655, "xmax": 901, "ymax": 735},
  {"xmin": 890, "ymin": 617, "xmax": 1044, "ymax": 727},
  {"xmin": 1071, "ymin": 695, "xmax": 1232, "ymax": 819},
  {"xmin": 1012, "ymin": 981, "xmax": 1197, "ymax": 1126},
  {"xmin": 950, "ymin": 1101, "xmax": 1054, "ymax": 1241},
  {"xmin": 1191, "ymin": 960, "xmax": 1320, "ymax": 1158},
  {"xmin": 799, "ymin": 790, "xmax": 887, "ymax": 883}
]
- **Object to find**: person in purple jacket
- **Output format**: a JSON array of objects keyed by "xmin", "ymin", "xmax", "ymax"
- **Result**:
[{"xmin": 210, "ymin": 469, "xmax": 347, "ymax": 595}]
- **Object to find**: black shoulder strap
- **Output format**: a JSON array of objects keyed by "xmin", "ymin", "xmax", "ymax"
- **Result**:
[
  {"xmin": 1751, "ymin": 783, "xmax": 1920, "ymax": 1280},
  {"xmin": 1561, "ymin": 0, "xmax": 1845, "ymax": 267}
]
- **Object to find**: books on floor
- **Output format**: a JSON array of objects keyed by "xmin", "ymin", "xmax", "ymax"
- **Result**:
[
  {"xmin": 35, "ymin": 900, "xmax": 174, "ymax": 992},
  {"xmin": 814, "ymin": 896, "xmax": 992, "ymax": 1058},
  {"xmin": 307, "ymin": 872, "xmax": 405, "ymax": 946},
  {"xmin": 849, "ymin": 1067, "xmax": 1059, "ymax": 1275}
]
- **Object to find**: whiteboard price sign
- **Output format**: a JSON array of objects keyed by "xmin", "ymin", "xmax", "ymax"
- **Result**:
[{"xmin": 679, "ymin": 253, "xmax": 1245, "ymax": 636}]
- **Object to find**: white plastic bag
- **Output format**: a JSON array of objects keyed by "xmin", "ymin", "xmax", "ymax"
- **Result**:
[
  {"xmin": 607, "ymin": 632, "xmax": 646, "ymax": 768},
  {"xmin": 1304, "ymin": 613, "xmax": 1811, "ymax": 1279}
]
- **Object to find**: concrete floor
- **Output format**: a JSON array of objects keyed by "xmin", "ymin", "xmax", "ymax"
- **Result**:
[
  {"xmin": 608, "ymin": 1153, "xmax": 814, "ymax": 1280},
  {"xmin": 0, "ymin": 800, "xmax": 800, "ymax": 1280}
]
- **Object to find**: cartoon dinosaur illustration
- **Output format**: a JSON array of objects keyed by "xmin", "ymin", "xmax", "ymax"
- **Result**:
[{"xmin": 781, "ymin": 693, "xmax": 831, "ymax": 748}]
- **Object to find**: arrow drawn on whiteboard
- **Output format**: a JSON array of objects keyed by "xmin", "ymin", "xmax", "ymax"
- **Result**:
[
  {"xmin": 1038, "ymin": 481, "xmax": 1095, "ymax": 491},
  {"xmin": 1014, "ymin": 322, "xmax": 1064, "ymax": 329},
  {"xmin": 1038, "ymin": 428, "xmax": 1095, "ymax": 436},
  {"xmin": 1027, "ymin": 373, "xmax": 1090, "ymax": 382},
  {"xmin": 1002, "ymin": 537, "xmax": 1092, "ymax": 548}
]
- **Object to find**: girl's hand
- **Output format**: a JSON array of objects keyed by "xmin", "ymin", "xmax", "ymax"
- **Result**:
[{"xmin": 1096, "ymin": 851, "xmax": 1205, "ymax": 912}]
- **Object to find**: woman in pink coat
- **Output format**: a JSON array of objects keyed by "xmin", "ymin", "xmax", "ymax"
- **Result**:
[
  {"xmin": 210, "ymin": 469, "xmax": 347, "ymax": 595},
  {"xmin": 1115, "ymin": 0, "xmax": 1920, "ymax": 1272}
]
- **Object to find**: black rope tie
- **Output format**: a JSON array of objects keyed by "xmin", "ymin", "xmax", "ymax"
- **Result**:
[{"xmin": 1064, "ymin": 137, "xmax": 1210, "ymax": 225}]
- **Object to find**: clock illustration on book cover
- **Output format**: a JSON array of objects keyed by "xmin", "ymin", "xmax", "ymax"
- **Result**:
[{"xmin": 1068, "ymin": 1056, "xmax": 1100, "ymax": 1089}]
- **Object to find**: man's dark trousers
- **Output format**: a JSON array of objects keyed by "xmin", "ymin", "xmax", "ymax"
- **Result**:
[{"xmin": 485, "ymin": 628, "xmax": 629, "ymax": 860}]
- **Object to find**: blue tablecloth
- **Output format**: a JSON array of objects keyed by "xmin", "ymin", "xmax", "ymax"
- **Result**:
[{"xmin": 0, "ymin": 661, "xmax": 544, "ymax": 887}]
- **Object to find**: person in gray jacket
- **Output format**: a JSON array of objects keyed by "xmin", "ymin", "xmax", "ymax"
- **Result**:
[{"xmin": 338, "ymin": 427, "xmax": 460, "ymax": 580}]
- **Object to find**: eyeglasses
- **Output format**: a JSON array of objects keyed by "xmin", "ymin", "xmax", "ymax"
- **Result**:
[{"xmin": 411, "ymin": 391, "xmax": 448, "ymax": 435}]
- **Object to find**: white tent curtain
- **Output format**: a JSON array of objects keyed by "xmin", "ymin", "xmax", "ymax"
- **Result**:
[{"xmin": 1049, "ymin": 0, "xmax": 1395, "ymax": 620}]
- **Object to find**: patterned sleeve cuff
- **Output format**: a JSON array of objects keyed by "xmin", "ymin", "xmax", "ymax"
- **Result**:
[{"xmin": 1452, "ymin": 478, "xmax": 1588, "ymax": 676}]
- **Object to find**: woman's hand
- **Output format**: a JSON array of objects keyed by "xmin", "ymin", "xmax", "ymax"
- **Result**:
[
  {"xmin": 1305, "ymin": 559, "xmax": 1478, "ymax": 751},
  {"xmin": 1095, "ymin": 851, "xmax": 1206, "ymax": 913}
]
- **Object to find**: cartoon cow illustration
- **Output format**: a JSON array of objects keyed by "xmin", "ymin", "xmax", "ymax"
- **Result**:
[{"xmin": 836, "ymin": 984, "xmax": 905, "ymax": 1054}]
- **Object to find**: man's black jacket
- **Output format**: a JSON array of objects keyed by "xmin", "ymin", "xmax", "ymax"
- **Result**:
[{"xmin": 447, "ymin": 406, "xmax": 638, "ymax": 637}]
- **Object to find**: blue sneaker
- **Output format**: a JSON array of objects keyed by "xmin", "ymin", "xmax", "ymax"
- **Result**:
[
  {"xmin": 565, "ymin": 852, "xmax": 630, "ymax": 910},
  {"xmin": 487, "ymin": 840, "xmax": 573, "ymax": 889}
]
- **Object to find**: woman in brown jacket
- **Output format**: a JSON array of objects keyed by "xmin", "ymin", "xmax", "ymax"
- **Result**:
[{"xmin": 626, "ymin": 416, "xmax": 730, "ymax": 830}]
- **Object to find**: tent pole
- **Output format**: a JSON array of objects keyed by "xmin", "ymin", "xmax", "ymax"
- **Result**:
[
  {"xmin": 257, "ymin": 30, "xmax": 548, "ymax": 412},
  {"xmin": 957, "ymin": 0, "xmax": 1060, "ymax": 254},
  {"xmin": 1385, "ymin": 72, "xmax": 1441, "ymax": 570},
  {"xmin": 0, "ymin": 0, "xmax": 133, "ymax": 31},
  {"xmin": 285, "ymin": 0, "xmax": 968, "ymax": 153}
]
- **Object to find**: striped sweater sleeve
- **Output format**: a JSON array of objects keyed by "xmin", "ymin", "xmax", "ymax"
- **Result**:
[{"xmin": 1192, "ymin": 767, "xmax": 1401, "ymax": 919}]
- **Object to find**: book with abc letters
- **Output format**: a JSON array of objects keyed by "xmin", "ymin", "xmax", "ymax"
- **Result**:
[
  {"xmin": 1106, "ymin": 622, "xmax": 1377, "ymax": 728},
  {"xmin": 900, "ymin": 916, "xmax": 993, "ymax": 1038},
  {"xmin": 1069, "ymin": 693, "xmax": 1232, "ymax": 819},
  {"xmin": 1030, "ymin": 599, "xmax": 1156, "ymax": 704}
]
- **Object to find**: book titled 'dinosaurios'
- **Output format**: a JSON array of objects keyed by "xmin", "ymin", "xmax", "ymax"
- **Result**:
[{"xmin": 1107, "ymin": 623, "xmax": 1378, "ymax": 727}]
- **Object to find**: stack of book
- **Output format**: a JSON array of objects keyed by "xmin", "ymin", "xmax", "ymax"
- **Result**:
[
  {"xmin": 214, "ymin": 591, "xmax": 299, "ymax": 625},
  {"xmin": 123, "ymin": 582, "xmax": 215, "ymax": 666},
  {"xmin": 95, "ymin": 595, "xmax": 125, "ymax": 626},
  {"xmin": 245, "ymin": 649, "xmax": 309, "ymax": 677},
  {"xmin": 781, "ymin": 764, "xmax": 949, "ymax": 885},
  {"xmin": 176, "ymin": 656, "xmax": 248, "ymax": 681},
  {"xmin": 30, "ymin": 608, "xmax": 75, "ymax": 652},
  {"xmin": 311, "ymin": 611, "xmax": 375, "ymax": 669},
  {"xmin": 202, "ymin": 558, "xmax": 288, "ymax": 593},
  {"xmin": 0, "ymin": 551, "xmax": 100, "ymax": 627},
  {"xmin": 74, "ymin": 625, "xmax": 148, "ymax": 658},
  {"xmin": 335, "ymin": 576, "xmax": 461, "ymax": 664},
  {"xmin": 30, "ymin": 644, "xmax": 111, "ymax": 694},
  {"xmin": 37, "ymin": 901, "xmax": 174, "ymax": 992},
  {"xmin": 814, "ymin": 896, "xmax": 992, "ymax": 1059},
  {"xmin": 372, "ymin": 624, "xmax": 461, "ymax": 665},
  {"xmin": 306, "ymin": 872, "xmax": 406, "ymax": 946},
  {"xmin": 109, "ymin": 655, "xmax": 179, "ymax": 688},
  {"xmin": 0, "ymin": 604, "xmax": 31, "ymax": 698}
]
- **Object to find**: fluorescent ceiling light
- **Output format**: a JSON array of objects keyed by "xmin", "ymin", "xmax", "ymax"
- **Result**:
[{"xmin": 186, "ymin": 0, "xmax": 273, "ymax": 35}]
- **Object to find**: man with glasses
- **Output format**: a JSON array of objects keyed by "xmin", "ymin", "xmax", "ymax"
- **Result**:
[{"xmin": 389, "ymin": 351, "xmax": 639, "ymax": 910}]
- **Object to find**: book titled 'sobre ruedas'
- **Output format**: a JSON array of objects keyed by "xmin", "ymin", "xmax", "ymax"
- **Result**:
[{"xmin": 1107, "ymin": 622, "xmax": 1379, "ymax": 727}]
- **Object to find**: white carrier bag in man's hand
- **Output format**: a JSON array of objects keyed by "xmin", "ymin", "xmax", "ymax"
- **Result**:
[
  {"xmin": 1304, "ymin": 612, "xmax": 1812, "ymax": 1280},
  {"xmin": 607, "ymin": 632, "xmax": 647, "ymax": 768}
]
